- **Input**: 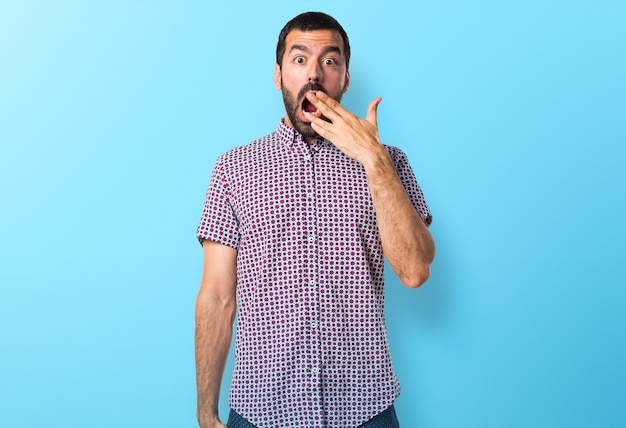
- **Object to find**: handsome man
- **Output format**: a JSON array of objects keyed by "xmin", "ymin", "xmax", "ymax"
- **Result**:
[{"xmin": 195, "ymin": 12, "xmax": 435, "ymax": 428}]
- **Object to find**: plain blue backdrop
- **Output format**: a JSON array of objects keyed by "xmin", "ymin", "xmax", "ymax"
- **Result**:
[{"xmin": 1, "ymin": 1, "xmax": 624, "ymax": 427}]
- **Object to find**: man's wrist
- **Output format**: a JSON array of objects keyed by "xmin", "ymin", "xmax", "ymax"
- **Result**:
[
  {"xmin": 197, "ymin": 408, "xmax": 221, "ymax": 427},
  {"xmin": 362, "ymin": 148, "xmax": 396, "ymax": 182}
]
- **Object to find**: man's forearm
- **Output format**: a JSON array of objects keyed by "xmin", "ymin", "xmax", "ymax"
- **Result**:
[
  {"xmin": 195, "ymin": 294, "xmax": 236, "ymax": 427},
  {"xmin": 365, "ymin": 153, "xmax": 435, "ymax": 288}
]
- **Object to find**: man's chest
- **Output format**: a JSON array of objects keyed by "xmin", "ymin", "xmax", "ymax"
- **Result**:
[{"xmin": 226, "ymin": 148, "xmax": 377, "ymax": 234}]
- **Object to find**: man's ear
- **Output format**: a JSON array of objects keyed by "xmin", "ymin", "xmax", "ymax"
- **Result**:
[
  {"xmin": 274, "ymin": 63, "xmax": 282, "ymax": 90},
  {"xmin": 343, "ymin": 70, "xmax": 350, "ymax": 94}
]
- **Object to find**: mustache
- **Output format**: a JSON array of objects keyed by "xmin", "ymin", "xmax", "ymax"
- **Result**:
[{"xmin": 297, "ymin": 82, "xmax": 328, "ymax": 101}]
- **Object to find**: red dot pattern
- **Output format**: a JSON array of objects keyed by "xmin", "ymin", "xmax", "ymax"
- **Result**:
[{"xmin": 197, "ymin": 121, "xmax": 431, "ymax": 428}]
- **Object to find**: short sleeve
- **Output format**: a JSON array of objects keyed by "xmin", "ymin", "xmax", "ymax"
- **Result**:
[
  {"xmin": 388, "ymin": 147, "xmax": 433, "ymax": 227},
  {"xmin": 196, "ymin": 159, "xmax": 240, "ymax": 248}
]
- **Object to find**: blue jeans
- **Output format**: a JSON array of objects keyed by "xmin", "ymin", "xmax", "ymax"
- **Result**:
[{"xmin": 227, "ymin": 404, "xmax": 400, "ymax": 427}]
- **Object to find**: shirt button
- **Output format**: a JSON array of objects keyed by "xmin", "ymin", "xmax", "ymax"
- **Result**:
[
  {"xmin": 312, "ymin": 366, "xmax": 319, "ymax": 375},
  {"xmin": 308, "ymin": 235, "xmax": 315, "ymax": 243},
  {"xmin": 311, "ymin": 321, "xmax": 318, "ymax": 329},
  {"xmin": 309, "ymin": 279, "xmax": 315, "ymax": 286},
  {"xmin": 304, "ymin": 155, "xmax": 312, "ymax": 161},
  {"xmin": 307, "ymin": 192, "xmax": 314, "ymax": 199}
]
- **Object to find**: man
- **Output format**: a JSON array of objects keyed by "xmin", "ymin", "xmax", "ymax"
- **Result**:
[{"xmin": 195, "ymin": 11, "xmax": 435, "ymax": 428}]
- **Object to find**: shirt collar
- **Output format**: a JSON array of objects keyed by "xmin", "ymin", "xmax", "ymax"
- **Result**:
[{"xmin": 276, "ymin": 119, "xmax": 329, "ymax": 150}]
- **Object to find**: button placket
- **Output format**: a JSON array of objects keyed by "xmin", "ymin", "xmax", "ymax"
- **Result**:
[{"xmin": 305, "ymin": 144, "xmax": 323, "ymax": 416}]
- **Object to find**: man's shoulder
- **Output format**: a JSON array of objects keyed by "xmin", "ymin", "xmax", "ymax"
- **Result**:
[
  {"xmin": 382, "ymin": 144, "xmax": 410, "ymax": 163},
  {"xmin": 216, "ymin": 128, "xmax": 281, "ymax": 164},
  {"xmin": 382, "ymin": 144, "xmax": 405, "ymax": 156}
]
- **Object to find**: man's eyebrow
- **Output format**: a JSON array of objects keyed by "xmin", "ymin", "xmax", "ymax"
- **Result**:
[
  {"xmin": 289, "ymin": 44, "xmax": 309, "ymax": 53},
  {"xmin": 288, "ymin": 45, "xmax": 342, "ymax": 56},
  {"xmin": 321, "ymin": 46, "xmax": 342, "ymax": 56}
]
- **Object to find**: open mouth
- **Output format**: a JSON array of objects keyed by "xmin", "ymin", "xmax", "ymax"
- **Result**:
[
  {"xmin": 302, "ymin": 97, "xmax": 318, "ymax": 115},
  {"xmin": 301, "ymin": 96, "xmax": 330, "ymax": 123}
]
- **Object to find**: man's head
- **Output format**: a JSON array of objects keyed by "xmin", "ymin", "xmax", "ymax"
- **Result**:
[
  {"xmin": 276, "ymin": 12, "xmax": 351, "ymax": 70},
  {"xmin": 274, "ymin": 12, "xmax": 351, "ymax": 140}
]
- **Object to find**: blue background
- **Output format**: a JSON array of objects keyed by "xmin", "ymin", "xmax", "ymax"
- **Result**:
[{"xmin": 1, "ymin": 1, "xmax": 624, "ymax": 427}]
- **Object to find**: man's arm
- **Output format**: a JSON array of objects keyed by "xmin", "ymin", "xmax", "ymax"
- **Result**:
[
  {"xmin": 195, "ymin": 240, "xmax": 238, "ymax": 428},
  {"xmin": 364, "ymin": 152, "xmax": 435, "ymax": 288},
  {"xmin": 304, "ymin": 91, "xmax": 435, "ymax": 288}
]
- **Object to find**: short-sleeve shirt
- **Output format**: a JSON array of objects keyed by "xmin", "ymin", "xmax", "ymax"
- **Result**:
[{"xmin": 197, "ymin": 120, "xmax": 431, "ymax": 428}]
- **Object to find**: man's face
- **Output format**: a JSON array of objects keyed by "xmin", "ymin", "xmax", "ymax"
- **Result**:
[{"xmin": 274, "ymin": 29, "xmax": 350, "ymax": 140}]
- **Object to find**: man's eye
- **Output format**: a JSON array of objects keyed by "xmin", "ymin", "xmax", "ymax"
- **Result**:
[
  {"xmin": 324, "ymin": 58, "xmax": 336, "ymax": 65},
  {"xmin": 295, "ymin": 57, "xmax": 305, "ymax": 64}
]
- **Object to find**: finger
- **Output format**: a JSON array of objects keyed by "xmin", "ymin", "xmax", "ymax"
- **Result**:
[
  {"xmin": 306, "ymin": 91, "xmax": 345, "ymax": 121},
  {"xmin": 312, "ymin": 90, "xmax": 342, "ymax": 109},
  {"xmin": 366, "ymin": 97, "xmax": 382, "ymax": 126},
  {"xmin": 304, "ymin": 111, "xmax": 335, "ymax": 139}
]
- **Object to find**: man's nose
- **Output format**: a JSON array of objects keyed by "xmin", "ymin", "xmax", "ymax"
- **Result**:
[{"xmin": 307, "ymin": 62, "xmax": 322, "ymax": 82}]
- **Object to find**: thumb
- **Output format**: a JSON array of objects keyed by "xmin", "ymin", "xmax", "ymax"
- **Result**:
[{"xmin": 366, "ymin": 97, "xmax": 382, "ymax": 126}]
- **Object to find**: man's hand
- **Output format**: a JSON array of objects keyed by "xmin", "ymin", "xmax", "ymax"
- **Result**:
[
  {"xmin": 197, "ymin": 415, "xmax": 227, "ymax": 428},
  {"xmin": 303, "ymin": 90, "xmax": 386, "ymax": 169},
  {"xmin": 197, "ymin": 416, "xmax": 227, "ymax": 428}
]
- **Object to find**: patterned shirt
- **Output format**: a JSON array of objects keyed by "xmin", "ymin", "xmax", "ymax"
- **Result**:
[{"xmin": 197, "ymin": 120, "xmax": 431, "ymax": 428}]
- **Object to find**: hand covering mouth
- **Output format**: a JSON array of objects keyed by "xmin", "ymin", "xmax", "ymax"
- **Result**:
[
  {"xmin": 298, "ymin": 83, "xmax": 330, "ymax": 122},
  {"xmin": 301, "ymin": 92, "xmax": 331, "ymax": 123}
]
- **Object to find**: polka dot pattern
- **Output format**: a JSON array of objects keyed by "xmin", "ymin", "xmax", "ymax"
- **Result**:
[{"xmin": 197, "ymin": 120, "xmax": 431, "ymax": 428}]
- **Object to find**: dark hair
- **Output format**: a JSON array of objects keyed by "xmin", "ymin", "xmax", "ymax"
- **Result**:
[{"xmin": 276, "ymin": 12, "xmax": 350, "ymax": 69}]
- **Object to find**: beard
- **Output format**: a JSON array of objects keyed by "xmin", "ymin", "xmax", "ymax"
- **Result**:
[{"xmin": 281, "ymin": 81, "xmax": 342, "ymax": 138}]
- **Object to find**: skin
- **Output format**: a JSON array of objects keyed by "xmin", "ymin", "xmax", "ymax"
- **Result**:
[
  {"xmin": 274, "ymin": 30, "xmax": 350, "ymax": 140},
  {"xmin": 195, "ymin": 28, "xmax": 435, "ymax": 428},
  {"xmin": 195, "ymin": 241, "xmax": 236, "ymax": 428}
]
